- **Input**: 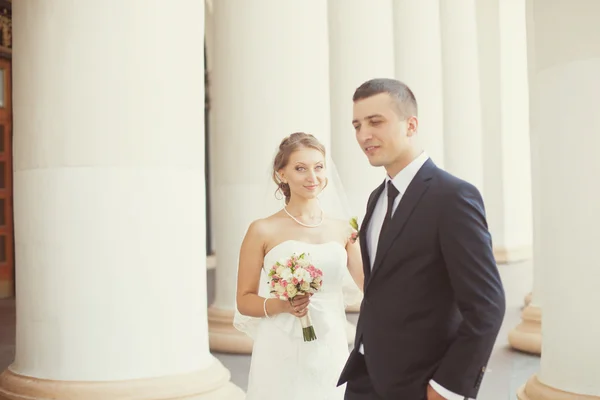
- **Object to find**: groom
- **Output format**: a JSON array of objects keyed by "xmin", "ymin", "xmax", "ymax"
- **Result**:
[{"xmin": 338, "ymin": 78, "xmax": 506, "ymax": 400}]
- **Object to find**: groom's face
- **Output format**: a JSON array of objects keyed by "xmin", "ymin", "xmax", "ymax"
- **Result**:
[{"xmin": 352, "ymin": 93, "xmax": 411, "ymax": 169}]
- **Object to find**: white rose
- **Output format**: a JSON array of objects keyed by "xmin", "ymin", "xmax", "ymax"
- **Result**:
[
  {"xmin": 275, "ymin": 284, "xmax": 286, "ymax": 295},
  {"xmin": 276, "ymin": 265, "xmax": 286, "ymax": 276},
  {"xmin": 293, "ymin": 268, "xmax": 311, "ymax": 282},
  {"xmin": 300, "ymin": 281, "xmax": 311, "ymax": 292},
  {"xmin": 280, "ymin": 269, "xmax": 293, "ymax": 281},
  {"xmin": 286, "ymin": 284, "xmax": 298, "ymax": 298},
  {"xmin": 296, "ymin": 258, "xmax": 311, "ymax": 268},
  {"xmin": 278, "ymin": 257, "xmax": 289, "ymax": 266}
]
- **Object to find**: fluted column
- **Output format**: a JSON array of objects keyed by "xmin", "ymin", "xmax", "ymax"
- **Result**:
[
  {"xmin": 0, "ymin": 1, "xmax": 243, "ymax": 399},
  {"xmin": 440, "ymin": 0, "xmax": 484, "ymax": 191},
  {"xmin": 477, "ymin": 0, "xmax": 534, "ymax": 264},
  {"xmin": 208, "ymin": 0, "xmax": 331, "ymax": 354},
  {"xmin": 328, "ymin": 0, "xmax": 394, "ymax": 314},
  {"xmin": 393, "ymin": 0, "xmax": 445, "ymax": 166},
  {"xmin": 518, "ymin": 0, "xmax": 600, "ymax": 399}
]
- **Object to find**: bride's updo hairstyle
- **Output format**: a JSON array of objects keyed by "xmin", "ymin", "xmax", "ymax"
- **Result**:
[{"xmin": 272, "ymin": 132, "xmax": 326, "ymax": 204}]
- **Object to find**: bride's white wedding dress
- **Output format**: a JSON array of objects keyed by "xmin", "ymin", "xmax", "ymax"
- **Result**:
[{"xmin": 235, "ymin": 239, "xmax": 360, "ymax": 400}]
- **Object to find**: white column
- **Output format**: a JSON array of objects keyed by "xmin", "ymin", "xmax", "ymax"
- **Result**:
[
  {"xmin": 0, "ymin": 1, "xmax": 243, "ymax": 399},
  {"xmin": 523, "ymin": 292, "xmax": 532, "ymax": 306},
  {"xmin": 205, "ymin": 1, "xmax": 218, "ymax": 260},
  {"xmin": 507, "ymin": 0, "xmax": 540, "ymax": 356},
  {"xmin": 477, "ymin": 0, "xmax": 534, "ymax": 263},
  {"xmin": 521, "ymin": 0, "xmax": 537, "ymax": 310},
  {"xmin": 328, "ymin": 0, "xmax": 394, "ymax": 314},
  {"xmin": 521, "ymin": 0, "xmax": 536, "ymax": 312},
  {"xmin": 208, "ymin": 0, "xmax": 331, "ymax": 354},
  {"xmin": 508, "ymin": 186, "xmax": 542, "ymax": 355},
  {"xmin": 439, "ymin": 0, "xmax": 484, "ymax": 191},
  {"xmin": 518, "ymin": 1, "xmax": 600, "ymax": 399},
  {"xmin": 393, "ymin": 0, "xmax": 445, "ymax": 166}
]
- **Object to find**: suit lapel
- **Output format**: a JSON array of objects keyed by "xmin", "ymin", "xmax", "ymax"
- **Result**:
[
  {"xmin": 368, "ymin": 160, "xmax": 436, "ymax": 284},
  {"xmin": 359, "ymin": 182, "xmax": 385, "ymax": 282}
]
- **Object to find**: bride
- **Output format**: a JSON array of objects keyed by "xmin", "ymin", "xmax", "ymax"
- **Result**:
[{"xmin": 234, "ymin": 132, "xmax": 364, "ymax": 399}]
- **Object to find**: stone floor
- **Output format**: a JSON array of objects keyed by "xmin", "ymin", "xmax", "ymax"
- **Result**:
[{"xmin": 0, "ymin": 260, "xmax": 539, "ymax": 399}]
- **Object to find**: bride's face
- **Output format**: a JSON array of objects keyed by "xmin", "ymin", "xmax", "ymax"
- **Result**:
[{"xmin": 279, "ymin": 148, "xmax": 326, "ymax": 201}]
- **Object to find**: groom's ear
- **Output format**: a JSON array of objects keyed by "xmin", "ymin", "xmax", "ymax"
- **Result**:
[{"xmin": 406, "ymin": 116, "xmax": 419, "ymax": 137}]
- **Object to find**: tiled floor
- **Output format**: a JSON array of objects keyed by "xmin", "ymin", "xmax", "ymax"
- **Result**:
[{"xmin": 0, "ymin": 260, "xmax": 539, "ymax": 399}]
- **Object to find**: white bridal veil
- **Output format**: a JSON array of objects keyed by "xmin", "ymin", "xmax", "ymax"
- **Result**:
[{"xmin": 232, "ymin": 145, "xmax": 363, "ymax": 339}]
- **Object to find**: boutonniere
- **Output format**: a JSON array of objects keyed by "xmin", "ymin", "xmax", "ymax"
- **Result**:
[{"xmin": 349, "ymin": 216, "xmax": 359, "ymax": 244}]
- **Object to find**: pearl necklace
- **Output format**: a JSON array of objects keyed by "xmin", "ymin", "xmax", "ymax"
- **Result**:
[{"xmin": 283, "ymin": 206, "xmax": 324, "ymax": 228}]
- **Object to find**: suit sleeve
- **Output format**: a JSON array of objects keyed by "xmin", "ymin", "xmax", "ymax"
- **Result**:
[{"xmin": 433, "ymin": 181, "xmax": 506, "ymax": 398}]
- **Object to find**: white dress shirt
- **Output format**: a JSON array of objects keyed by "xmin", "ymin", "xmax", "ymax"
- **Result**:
[{"xmin": 358, "ymin": 152, "xmax": 469, "ymax": 400}]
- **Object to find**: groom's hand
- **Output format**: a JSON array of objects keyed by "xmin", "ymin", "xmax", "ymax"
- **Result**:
[{"xmin": 426, "ymin": 384, "xmax": 447, "ymax": 400}]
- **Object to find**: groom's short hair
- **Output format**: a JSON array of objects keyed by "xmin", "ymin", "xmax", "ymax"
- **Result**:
[{"xmin": 352, "ymin": 78, "xmax": 418, "ymax": 119}]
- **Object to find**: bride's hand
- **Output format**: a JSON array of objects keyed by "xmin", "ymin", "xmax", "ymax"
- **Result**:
[{"xmin": 288, "ymin": 295, "xmax": 311, "ymax": 317}]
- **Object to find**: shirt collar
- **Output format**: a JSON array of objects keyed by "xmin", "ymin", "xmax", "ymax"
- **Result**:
[{"xmin": 385, "ymin": 151, "xmax": 429, "ymax": 194}]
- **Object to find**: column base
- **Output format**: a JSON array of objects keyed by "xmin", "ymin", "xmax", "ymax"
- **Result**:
[
  {"xmin": 345, "ymin": 302, "xmax": 361, "ymax": 313},
  {"xmin": 524, "ymin": 291, "xmax": 533, "ymax": 307},
  {"xmin": 206, "ymin": 254, "xmax": 217, "ymax": 271},
  {"xmin": 344, "ymin": 290, "xmax": 363, "ymax": 313},
  {"xmin": 494, "ymin": 245, "xmax": 533, "ymax": 264},
  {"xmin": 508, "ymin": 304, "xmax": 542, "ymax": 355},
  {"xmin": 0, "ymin": 281, "xmax": 14, "ymax": 299},
  {"xmin": 208, "ymin": 306, "xmax": 253, "ymax": 354},
  {"xmin": 0, "ymin": 359, "xmax": 245, "ymax": 400},
  {"xmin": 518, "ymin": 374, "xmax": 600, "ymax": 399}
]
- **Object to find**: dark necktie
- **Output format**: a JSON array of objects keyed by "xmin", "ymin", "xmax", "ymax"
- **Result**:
[{"xmin": 379, "ymin": 180, "xmax": 400, "ymax": 238}]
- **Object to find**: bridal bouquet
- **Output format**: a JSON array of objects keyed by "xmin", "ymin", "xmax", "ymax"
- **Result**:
[{"xmin": 267, "ymin": 252, "xmax": 323, "ymax": 342}]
